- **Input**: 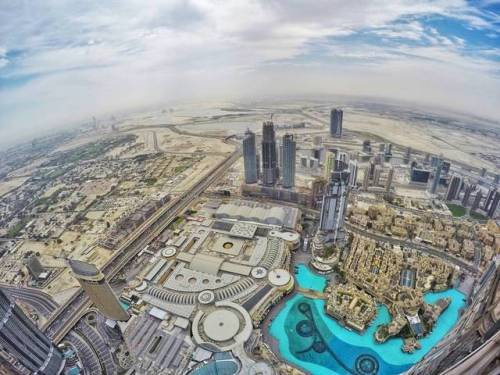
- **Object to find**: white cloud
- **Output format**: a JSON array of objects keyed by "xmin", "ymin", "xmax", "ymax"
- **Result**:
[{"xmin": 0, "ymin": 0, "xmax": 499, "ymax": 144}]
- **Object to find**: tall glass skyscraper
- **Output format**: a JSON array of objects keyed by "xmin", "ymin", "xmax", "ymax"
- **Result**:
[
  {"xmin": 261, "ymin": 121, "xmax": 278, "ymax": 186},
  {"xmin": 281, "ymin": 133, "xmax": 296, "ymax": 188},
  {"xmin": 430, "ymin": 157, "xmax": 443, "ymax": 194},
  {"xmin": 242, "ymin": 129, "xmax": 258, "ymax": 184},
  {"xmin": 330, "ymin": 109, "xmax": 343, "ymax": 137},
  {"xmin": 0, "ymin": 289, "xmax": 64, "ymax": 374}
]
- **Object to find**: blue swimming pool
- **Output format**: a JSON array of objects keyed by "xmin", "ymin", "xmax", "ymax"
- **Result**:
[{"xmin": 270, "ymin": 264, "xmax": 466, "ymax": 375}]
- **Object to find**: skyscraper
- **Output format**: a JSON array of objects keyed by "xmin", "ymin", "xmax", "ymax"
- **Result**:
[
  {"xmin": 385, "ymin": 167, "xmax": 394, "ymax": 194},
  {"xmin": 348, "ymin": 160, "xmax": 358, "ymax": 188},
  {"xmin": 471, "ymin": 191, "xmax": 483, "ymax": 212},
  {"xmin": 484, "ymin": 188, "xmax": 497, "ymax": 211},
  {"xmin": 430, "ymin": 157, "xmax": 443, "ymax": 194},
  {"xmin": 242, "ymin": 129, "xmax": 258, "ymax": 184},
  {"xmin": 323, "ymin": 151, "xmax": 335, "ymax": 180},
  {"xmin": 334, "ymin": 151, "xmax": 348, "ymax": 173},
  {"xmin": 384, "ymin": 143, "xmax": 392, "ymax": 162},
  {"xmin": 281, "ymin": 134, "xmax": 296, "ymax": 188},
  {"xmin": 330, "ymin": 109, "xmax": 343, "ymax": 137},
  {"xmin": 445, "ymin": 174, "xmax": 462, "ymax": 201},
  {"xmin": 487, "ymin": 191, "xmax": 499, "ymax": 218},
  {"xmin": 337, "ymin": 151, "xmax": 349, "ymax": 165},
  {"xmin": 373, "ymin": 165, "xmax": 382, "ymax": 186},
  {"xmin": 319, "ymin": 170, "xmax": 350, "ymax": 243},
  {"xmin": 0, "ymin": 289, "xmax": 64, "ymax": 374},
  {"xmin": 403, "ymin": 147, "xmax": 411, "ymax": 164},
  {"xmin": 261, "ymin": 121, "xmax": 278, "ymax": 186},
  {"xmin": 462, "ymin": 183, "xmax": 474, "ymax": 207},
  {"xmin": 256, "ymin": 153, "xmax": 261, "ymax": 180},
  {"xmin": 363, "ymin": 167, "xmax": 370, "ymax": 191},
  {"xmin": 362, "ymin": 140, "xmax": 371, "ymax": 153},
  {"xmin": 69, "ymin": 259, "xmax": 129, "ymax": 321}
]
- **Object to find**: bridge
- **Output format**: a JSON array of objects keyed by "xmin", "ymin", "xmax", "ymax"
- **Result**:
[{"xmin": 297, "ymin": 287, "xmax": 328, "ymax": 300}]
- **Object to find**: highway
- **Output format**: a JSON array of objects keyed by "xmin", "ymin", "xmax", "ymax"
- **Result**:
[
  {"xmin": 42, "ymin": 146, "xmax": 241, "ymax": 343},
  {"xmin": 345, "ymin": 223, "xmax": 479, "ymax": 274}
]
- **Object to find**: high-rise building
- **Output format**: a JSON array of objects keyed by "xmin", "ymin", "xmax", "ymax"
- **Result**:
[
  {"xmin": 334, "ymin": 151, "xmax": 348, "ymax": 173},
  {"xmin": 281, "ymin": 134, "xmax": 296, "ymax": 188},
  {"xmin": 261, "ymin": 121, "xmax": 278, "ymax": 186},
  {"xmin": 373, "ymin": 165, "xmax": 383, "ymax": 186},
  {"xmin": 403, "ymin": 147, "xmax": 411, "ymax": 164},
  {"xmin": 362, "ymin": 140, "xmax": 371, "ymax": 153},
  {"xmin": 484, "ymin": 188, "xmax": 497, "ymax": 211},
  {"xmin": 323, "ymin": 151, "xmax": 335, "ymax": 180},
  {"xmin": 278, "ymin": 140, "xmax": 283, "ymax": 170},
  {"xmin": 348, "ymin": 160, "xmax": 358, "ymax": 188},
  {"xmin": 0, "ymin": 289, "xmax": 64, "ymax": 374},
  {"xmin": 337, "ymin": 151, "xmax": 349, "ymax": 165},
  {"xmin": 480, "ymin": 167, "xmax": 487, "ymax": 177},
  {"xmin": 487, "ymin": 191, "xmax": 499, "ymax": 218},
  {"xmin": 69, "ymin": 259, "xmax": 129, "ymax": 321},
  {"xmin": 430, "ymin": 158, "xmax": 443, "ymax": 194},
  {"xmin": 319, "ymin": 170, "xmax": 350, "ymax": 243},
  {"xmin": 311, "ymin": 178, "xmax": 327, "ymax": 209},
  {"xmin": 442, "ymin": 161, "xmax": 451, "ymax": 175},
  {"xmin": 462, "ymin": 183, "xmax": 474, "ymax": 207},
  {"xmin": 256, "ymin": 153, "xmax": 261, "ymax": 180},
  {"xmin": 330, "ymin": 109, "xmax": 343, "ymax": 137},
  {"xmin": 242, "ymin": 129, "xmax": 258, "ymax": 184},
  {"xmin": 385, "ymin": 167, "xmax": 394, "ymax": 194},
  {"xmin": 384, "ymin": 143, "xmax": 392, "ymax": 162},
  {"xmin": 363, "ymin": 168, "xmax": 370, "ymax": 191},
  {"xmin": 471, "ymin": 191, "xmax": 483, "ymax": 212},
  {"xmin": 495, "ymin": 174, "xmax": 500, "ymax": 184},
  {"xmin": 445, "ymin": 174, "xmax": 462, "ymax": 201}
]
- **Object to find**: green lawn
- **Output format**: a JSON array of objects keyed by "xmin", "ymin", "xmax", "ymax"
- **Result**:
[
  {"xmin": 469, "ymin": 211, "xmax": 488, "ymax": 221},
  {"xmin": 446, "ymin": 203, "xmax": 466, "ymax": 217}
]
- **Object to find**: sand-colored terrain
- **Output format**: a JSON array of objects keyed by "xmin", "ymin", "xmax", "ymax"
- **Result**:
[
  {"xmin": 341, "ymin": 112, "xmax": 498, "ymax": 170},
  {"xmin": 0, "ymin": 176, "xmax": 30, "ymax": 197}
]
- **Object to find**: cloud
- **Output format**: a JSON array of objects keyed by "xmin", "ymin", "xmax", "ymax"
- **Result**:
[{"xmin": 0, "ymin": 0, "xmax": 499, "ymax": 145}]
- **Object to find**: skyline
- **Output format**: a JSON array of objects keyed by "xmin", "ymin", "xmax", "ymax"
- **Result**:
[{"xmin": 1, "ymin": 0, "xmax": 500, "ymax": 144}]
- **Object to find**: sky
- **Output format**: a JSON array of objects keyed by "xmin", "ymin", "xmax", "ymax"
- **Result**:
[{"xmin": 0, "ymin": 0, "xmax": 499, "ymax": 144}]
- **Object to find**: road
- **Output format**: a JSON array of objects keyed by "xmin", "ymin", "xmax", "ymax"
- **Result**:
[
  {"xmin": 42, "ymin": 146, "xmax": 241, "ymax": 344},
  {"xmin": 0, "ymin": 283, "xmax": 59, "ymax": 316},
  {"xmin": 345, "ymin": 223, "xmax": 479, "ymax": 274}
]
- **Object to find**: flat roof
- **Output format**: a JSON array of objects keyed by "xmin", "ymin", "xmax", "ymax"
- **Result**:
[{"xmin": 190, "ymin": 253, "xmax": 224, "ymax": 275}]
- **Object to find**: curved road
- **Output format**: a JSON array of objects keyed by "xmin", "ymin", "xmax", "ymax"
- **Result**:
[{"xmin": 0, "ymin": 283, "xmax": 59, "ymax": 316}]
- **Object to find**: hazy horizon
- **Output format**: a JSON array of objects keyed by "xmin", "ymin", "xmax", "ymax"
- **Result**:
[{"xmin": 1, "ymin": 0, "xmax": 500, "ymax": 144}]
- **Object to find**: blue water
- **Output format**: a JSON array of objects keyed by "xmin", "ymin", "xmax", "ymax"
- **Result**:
[
  {"xmin": 270, "ymin": 264, "xmax": 466, "ymax": 375},
  {"xmin": 294, "ymin": 264, "xmax": 328, "ymax": 292}
]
